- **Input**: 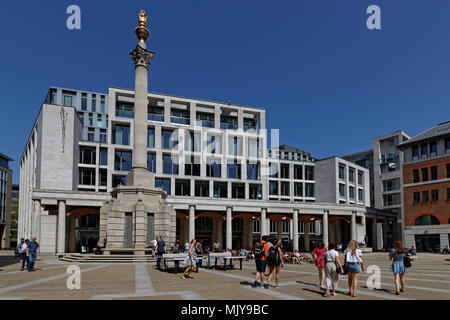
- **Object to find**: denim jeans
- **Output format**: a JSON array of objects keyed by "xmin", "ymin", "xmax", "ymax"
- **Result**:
[
  {"xmin": 28, "ymin": 252, "xmax": 37, "ymax": 270},
  {"xmin": 19, "ymin": 252, "xmax": 28, "ymax": 269}
]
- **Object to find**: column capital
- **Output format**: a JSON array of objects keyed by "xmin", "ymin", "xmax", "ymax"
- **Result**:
[{"xmin": 130, "ymin": 45, "xmax": 154, "ymax": 69}]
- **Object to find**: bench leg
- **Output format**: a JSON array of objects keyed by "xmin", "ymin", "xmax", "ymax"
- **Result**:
[
  {"xmin": 229, "ymin": 258, "xmax": 232, "ymax": 268},
  {"xmin": 224, "ymin": 258, "xmax": 227, "ymax": 271},
  {"xmin": 215, "ymin": 257, "xmax": 217, "ymax": 270},
  {"xmin": 175, "ymin": 261, "xmax": 179, "ymax": 274},
  {"xmin": 240, "ymin": 259, "xmax": 242, "ymax": 270}
]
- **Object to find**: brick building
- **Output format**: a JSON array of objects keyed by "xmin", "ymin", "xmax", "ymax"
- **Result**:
[{"xmin": 397, "ymin": 121, "xmax": 450, "ymax": 252}]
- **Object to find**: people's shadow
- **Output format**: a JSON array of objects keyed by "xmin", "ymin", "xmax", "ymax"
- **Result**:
[{"xmin": 361, "ymin": 285, "xmax": 393, "ymax": 294}]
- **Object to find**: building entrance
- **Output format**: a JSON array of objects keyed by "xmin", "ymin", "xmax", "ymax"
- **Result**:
[
  {"xmin": 75, "ymin": 214, "xmax": 99, "ymax": 253},
  {"xmin": 415, "ymin": 234, "xmax": 440, "ymax": 253}
]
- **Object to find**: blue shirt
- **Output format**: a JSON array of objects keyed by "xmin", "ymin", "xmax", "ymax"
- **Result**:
[
  {"xmin": 390, "ymin": 249, "xmax": 405, "ymax": 261},
  {"xmin": 156, "ymin": 240, "xmax": 165, "ymax": 253},
  {"xmin": 28, "ymin": 242, "xmax": 40, "ymax": 253}
]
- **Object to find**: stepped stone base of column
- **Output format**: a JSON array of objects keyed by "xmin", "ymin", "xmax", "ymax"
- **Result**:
[{"xmin": 126, "ymin": 168, "xmax": 155, "ymax": 188}]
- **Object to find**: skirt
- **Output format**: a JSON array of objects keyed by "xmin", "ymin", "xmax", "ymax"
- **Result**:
[
  {"xmin": 390, "ymin": 261, "xmax": 406, "ymax": 274},
  {"xmin": 184, "ymin": 255, "xmax": 195, "ymax": 266},
  {"xmin": 346, "ymin": 262, "xmax": 361, "ymax": 273}
]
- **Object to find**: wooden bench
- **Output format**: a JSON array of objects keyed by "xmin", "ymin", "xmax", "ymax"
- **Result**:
[
  {"xmin": 158, "ymin": 253, "xmax": 204, "ymax": 274},
  {"xmin": 206, "ymin": 253, "xmax": 246, "ymax": 271}
]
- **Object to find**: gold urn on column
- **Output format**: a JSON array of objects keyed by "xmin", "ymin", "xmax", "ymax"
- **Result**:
[{"xmin": 135, "ymin": 9, "xmax": 149, "ymax": 44}]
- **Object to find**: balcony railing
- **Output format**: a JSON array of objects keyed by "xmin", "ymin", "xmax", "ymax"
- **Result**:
[{"xmin": 380, "ymin": 154, "xmax": 399, "ymax": 164}]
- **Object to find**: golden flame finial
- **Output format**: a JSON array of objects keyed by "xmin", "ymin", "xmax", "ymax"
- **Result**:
[{"xmin": 138, "ymin": 9, "xmax": 147, "ymax": 28}]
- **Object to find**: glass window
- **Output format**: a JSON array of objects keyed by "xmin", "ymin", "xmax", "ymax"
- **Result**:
[
  {"xmin": 161, "ymin": 129, "xmax": 178, "ymax": 150},
  {"xmin": 281, "ymin": 181, "xmax": 290, "ymax": 196},
  {"xmin": 228, "ymin": 136, "xmax": 242, "ymax": 156},
  {"xmin": 113, "ymin": 124, "xmax": 130, "ymax": 145},
  {"xmin": 155, "ymin": 178, "xmax": 171, "ymax": 195},
  {"xmin": 349, "ymin": 186, "xmax": 355, "ymax": 200},
  {"xmin": 148, "ymin": 106, "xmax": 164, "ymax": 122},
  {"xmin": 412, "ymin": 146, "xmax": 419, "ymax": 157},
  {"xmin": 447, "ymin": 188, "xmax": 450, "ymax": 200},
  {"xmin": 81, "ymin": 93, "xmax": 87, "ymax": 111},
  {"xmin": 421, "ymin": 167, "xmax": 428, "ymax": 182},
  {"xmin": 248, "ymin": 139, "xmax": 259, "ymax": 158},
  {"xmin": 91, "ymin": 94, "xmax": 96, "ymax": 112},
  {"xmin": 280, "ymin": 164, "xmax": 289, "ymax": 179},
  {"xmin": 100, "ymin": 148, "xmax": 108, "ymax": 166},
  {"xmin": 185, "ymin": 157, "xmax": 200, "ymax": 176},
  {"xmin": 422, "ymin": 190, "xmax": 429, "ymax": 202},
  {"xmin": 430, "ymin": 166, "xmax": 438, "ymax": 180},
  {"xmin": 227, "ymin": 161, "xmax": 241, "ymax": 179},
  {"xmin": 232, "ymin": 183, "xmax": 245, "ymax": 199},
  {"xmin": 294, "ymin": 165, "xmax": 303, "ymax": 180},
  {"xmin": 112, "ymin": 175, "xmax": 126, "ymax": 188},
  {"xmin": 79, "ymin": 168, "xmax": 95, "ymax": 185},
  {"xmin": 294, "ymin": 182, "xmax": 303, "ymax": 197},
  {"xmin": 358, "ymin": 189, "xmax": 364, "ymax": 202},
  {"xmin": 148, "ymin": 128, "xmax": 155, "ymax": 148},
  {"xmin": 338, "ymin": 165, "xmax": 345, "ymax": 179},
  {"xmin": 269, "ymin": 163, "xmax": 278, "ymax": 178},
  {"xmin": 305, "ymin": 166, "xmax": 314, "ymax": 180},
  {"xmin": 116, "ymin": 102, "xmax": 134, "ymax": 118},
  {"xmin": 79, "ymin": 147, "xmax": 96, "ymax": 164},
  {"xmin": 206, "ymin": 159, "xmax": 221, "ymax": 178},
  {"xmin": 147, "ymin": 153, "xmax": 156, "ymax": 173},
  {"xmin": 99, "ymin": 129, "xmax": 107, "ymax": 143},
  {"xmin": 421, "ymin": 144, "xmax": 428, "ymax": 156},
  {"xmin": 305, "ymin": 183, "xmax": 314, "ymax": 197},
  {"xmin": 339, "ymin": 183, "xmax": 345, "ymax": 197},
  {"xmin": 207, "ymin": 135, "xmax": 221, "ymax": 154},
  {"xmin": 175, "ymin": 180, "xmax": 190, "ymax": 196},
  {"xmin": 244, "ymin": 118, "xmax": 257, "ymax": 132},
  {"xmin": 349, "ymin": 168, "xmax": 354, "ymax": 183},
  {"xmin": 413, "ymin": 192, "xmax": 420, "ymax": 203},
  {"xmin": 114, "ymin": 150, "xmax": 132, "ymax": 171},
  {"xmin": 97, "ymin": 114, "xmax": 103, "ymax": 127},
  {"xmin": 413, "ymin": 169, "xmax": 420, "ymax": 183},
  {"xmin": 247, "ymin": 162, "xmax": 260, "ymax": 180},
  {"xmin": 447, "ymin": 163, "xmax": 450, "ymax": 178},
  {"xmin": 88, "ymin": 113, "xmax": 94, "ymax": 126},
  {"xmin": 446, "ymin": 139, "xmax": 450, "ymax": 151},
  {"xmin": 383, "ymin": 178, "xmax": 400, "ymax": 191},
  {"xmin": 87, "ymin": 129, "xmax": 95, "ymax": 142},
  {"xmin": 213, "ymin": 182, "xmax": 227, "ymax": 198},
  {"xmin": 99, "ymin": 169, "xmax": 107, "ymax": 187},
  {"xmin": 414, "ymin": 214, "xmax": 440, "ymax": 226},
  {"xmin": 185, "ymin": 131, "xmax": 201, "ymax": 152},
  {"xmin": 196, "ymin": 112, "xmax": 215, "ymax": 128},
  {"xmin": 163, "ymin": 155, "xmax": 178, "ymax": 175},
  {"xmin": 100, "ymin": 96, "xmax": 106, "ymax": 113},
  {"xmin": 430, "ymin": 142, "xmax": 437, "ymax": 154},
  {"xmin": 358, "ymin": 171, "xmax": 364, "ymax": 186},
  {"xmin": 63, "ymin": 94, "xmax": 74, "ymax": 107},
  {"xmin": 220, "ymin": 115, "xmax": 238, "ymax": 130},
  {"xmin": 249, "ymin": 184, "xmax": 262, "ymax": 199},
  {"xmin": 195, "ymin": 181, "xmax": 209, "ymax": 197},
  {"xmin": 431, "ymin": 189, "xmax": 438, "ymax": 201},
  {"xmin": 269, "ymin": 181, "xmax": 278, "ymax": 195},
  {"xmin": 170, "ymin": 109, "xmax": 190, "ymax": 125}
]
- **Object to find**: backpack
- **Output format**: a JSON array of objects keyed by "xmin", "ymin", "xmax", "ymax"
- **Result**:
[
  {"xmin": 254, "ymin": 242, "xmax": 265, "ymax": 259},
  {"xmin": 267, "ymin": 246, "xmax": 278, "ymax": 265}
]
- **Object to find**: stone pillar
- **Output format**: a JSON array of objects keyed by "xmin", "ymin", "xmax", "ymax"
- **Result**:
[
  {"xmin": 351, "ymin": 211, "xmax": 357, "ymax": 241},
  {"xmin": 293, "ymin": 210, "xmax": 299, "ymax": 251},
  {"xmin": 277, "ymin": 220, "xmax": 282, "ymax": 241},
  {"xmin": 189, "ymin": 205, "xmax": 195, "ymax": 241},
  {"xmin": 304, "ymin": 220, "xmax": 310, "ymax": 252},
  {"xmin": 261, "ymin": 208, "xmax": 267, "ymax": 238},
  {"xmin": 322, "ymin": 211, "xmax": 329, "ymax": 248},
  {"xmin": 217, "ymin": 217, "xmax": 223, "ymax": 249},
  {"xmin": 226, "ymin": 207, "xmax": 232, "ymax": 250},
  {"xmin": 68, "ymin": 216, "xmax": 77, "ymax": 253},
  {"xmin": 57, "ymin": 200, "xmax": 66, "ymax": 254},
  {"xmin": 247, "ymin": 219, "xmax": 253, "ymax": 249},
  {"xmin": 33, "ymin": 200, "xmax": 41, "ymax": 241},
  {"xmin": 382, "ymin": 220, "xmax": 388, "ymax": 250},
  {"xmin": 135, "ymin": 201, "xmax": 146, "ymax": 253}
]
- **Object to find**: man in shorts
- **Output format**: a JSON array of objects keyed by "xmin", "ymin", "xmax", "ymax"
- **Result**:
[{"xmin": 252, "ymin": 236, "xmax": 269, "ymax": 288}]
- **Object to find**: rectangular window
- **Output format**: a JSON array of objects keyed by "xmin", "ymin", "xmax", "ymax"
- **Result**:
[
  {"xmin": 112, "ymin": 175, "xmax": 126, "ymax": 188},
  {"xmin": 280, "ymin": 164, "xmax": 289, "ymax": 179},
  {"xmin": 281, "ymin": 181, "xmax": 290, "ymax": 196},
  {"xmin": 431, "ymin": 189, "xmax": 438, "ymax": 201},
  {"xmin": 99, "ymin": 129, "xmax": 107, "ymax": 143},
  {"xmin": 269, "ymin": 163, "xmax": 278, "ymax": 178},
  {"xmin": 161, "ymin": 129, "xmax": 178, "ymax": 150},
  {"xmin": 63, "ymin": 93, "xmax": 74, "ymax": 107},
  {"xmin": 163, "ymin": 155, "xmax": 178, "ymax": 175},
  {"xmin": 430, "ymin": 142, "xmax": 437, "ymax": 154},
  {"xmin": 148, "ymin": 106, "xmax": 164, "ymax": 122},
  {"xmin": 412, "ymin": 146, "xmax": 419, "ymax": 158},
  {"xmin": 349, "ymin": 168, "xmax": 354, "ymax": 183},
  {"xmin": 349, "ymin": 186, "xmax": 355, "ymax": 200},
  {"xmin": 79, "ymin": 147, "xmax": 96, "ymax": 164},
  {"xmin": 383, "ymin": 193, "xmax": 401, "ymax": 206},
  {"xmin": 185, "ymin": 157, "xmax": 200, "ymax": 176},
  {"xmin": 430, "ymin": 166, "xmax": 438, "ymax": 180},
  {"xmin": 447, "ymin": 163, "xmax": 450, "ymax": 178},
  {"xmin": 100, "ymin": 96, "xmax": 106, "ymax": 113},
  {"xmin": 339, "ymin": 183, "xmax": 345, "ymax": 197},
  {"xmin": 338, "ymin": 165, "xmax": 345, "ymax": 180},
  {"xmin": 116, "ymin": 102, "xmax": 134, "ymax": 118},
  {"xmin": 88, "ymin": 113, "xmax": 94, "ymax": 126},
  {"xmin": 358, "ymin": 189, "xmax": 364, "ymax": 202},
  {"xmin": 421, "ymin": 144, "xmax": 428, "ymax": 157},
  {"xmin": 79, "ymin": 168, "xmax": 95, "ymax": 185},
  {"xmin": 294, "ymin": 182, "xmax": 303, "ymax": 197},
  {"xmin": 220, "ymin": 115, "xmax": 238, "ymax": 130},
  {"xmin": 206, "ymin": 135, "xmax": 221, "ymax": 154},
  {"xmin": 100, "ymin": 148, "xmax": 108, "ymax": 166},
  {"xmin": 147, "ymin": 153, "xmax": 156, "ymax": 173},
  {"xmin": 383, "ymin": 178, "xmax": 400, "ymax": 192},
  {"xmin": 422, "ymin": 190, "xmax": 429, "ymax": 202},
  {"xmin": 447, "ymin": 188, "xmax": 450, "ymax": 200},
  {"xmin": 213, "ymin": 182, "xmax": 227, "ymax": 198},
  {"xmin": 249, "ymin": 184, "xmax": 262, "ymax": 199},
  {"xmin": 97, "ymin": 114, "xmax": 103, "ymax": 127},
  {"xmin": 294, "ymin": 165, "xmax": 303, "ymax": 180},
  {"xmin": 81, "ymin": 93, "xmax": 87, "ymax": 111},
  {"xmin": 175, "ymin": 180, "xmax": 190, "ymax": 196},
  {"xmin": 185, "ymin": 131, "xmax": 201, "ymax": 152},
  {"xmin": 269, "ymin": 181, "xmax": 278, "ymax": 195},
  {"xmin": 247, "ymin": 162, "xmax": 260, "ymax": 180},
  {"xmin": 114, "ymin": 150, "xmax": 132, "ymax": 171},
  {"xmin": 305, "ymin": 183, "xmax": 314, "ymax": 197},
  {"xmin": 228, "ymin": 136, "xmax": 242, "ymax": 156},
  {"xmin": 248, "ymin": 139, "xmax": 259, "ymax": 158},
  {"xmin": 305, "ymin": 166, "xmax": 314, "ymax": 180},
  {"xmin": 91, "ymin": 94, "xmax": 96, "ymax": 112},
  {"xmin": 446, "ymin": 139, "xmax": 450, "ymax": 151},
  {"xmin": 148, "ymin": 128, "xmax": 155, "ymax": 148},
  {"xmin": 232, "ymin": 183, "xmax": 245, "ymax": 199},
  {"xmin": 195, "ymin": 181, "xmax": 209, "ymax": 197},
  {"xmin": 413, "ymin": 192, "xmax": 420, "ymax": 203},
  {"xmin": 99, "ymin": 169, "xmax": 107, "ymax": 187},
  {"xmin": 421, "ymin": 167, "xmax": 428, "ymax": 182},
  {"xmin": 170, "ymin": 109, "xmax": 190, "ymax": 125},
  {"xmin": 155, "ymin": 178, "xmax": 171, "ymax": 195},
  {"xmin": 113, "ymin": 124, "xmax": 130, "ymax": 145},
  {"xmin": 87, "ymin": 129, "xmax": 95, "ymax": 142},
  {"xmin": 244, "ymin": 118, "xmax": 257, "ymax": 132},
  {"xmin": 358, "ymin": 171, "xmax": 364, "ymax": 186},
  {"xmin": 413, "ymin": 169, "xmax": 420, "ymax": 183},
  {"xmin": 206, "ymin": 159, "xmax": 221, "ymax": 178},
  {"xmin": 227, "ymin": 161, "xmax": 241, "ymax": 179},
  {"xmin": 196, "ymin": 112, "xmax": 214, "ymax": 128}
]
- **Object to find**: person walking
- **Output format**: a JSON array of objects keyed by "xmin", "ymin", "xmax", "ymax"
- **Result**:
[
  {"xmin": 17, "ymin": 238, "xmax": 28, "ymax": 271},
  {"xmin": 344, "ymin": 240, "xmax": 364, "ymax": 297},
  {"xmin": 312, "ymin": 241, "xmax": 327, "ymax": 289},
  {"xmin": 156, "ymin": 236, "xmax": 167, "ymax": 269},
  {"xmin": 27, "ymin": 237, "xmax": 40, "ymax": 272},
  {"xmin": 266, "ymin": 238, "xmax": 283, "ymax": 288},
  {"xmin": 252, "ymin": 236, "xmax": 270, "ymax": 288},
  {"xmin": 390, "ymin": 240, "xmax": 407, "ymax": 295},
  {"xmin": 324, "ymin": 243, "xmax": 343, "ymax": 297},
  {"xmin": 181, "ymin": 238, "xmax": 197, "ymax": 279}
]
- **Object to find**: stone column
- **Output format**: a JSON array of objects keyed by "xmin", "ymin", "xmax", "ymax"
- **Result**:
[
  {"xmin": 68, "ymin": 216, "xmax": 77, "ymax": 253},
  {"xmin": 57, "ymin": 201, "xmax": 66, "ymax": 254},
  {"xmin": 135, "ymin": 201, "xmax": 146, "ymax": 253},
  {"xmin": 226, "ymin": 207, "xmax": 232, "ymax": 250},
  {"xmin": 382, "ymin": 220, "xmax": 388, "ymax": 250},
  {"xmin": 304, "ymin": 220, "xmax": 310, "ymax": 252},
  {"xmin": 189, "ymin": 205, "xmax": 195, "ymax": 241},
  {"xmin": 33, "ymin": 200, "xmax": 41, "ymax": 241},
  {"xmin": 277, "ymin": 220, "xmax": 282, "ymax": 241},
  {"xmin": 351, "ymin": 211, "xmax": 357, "ymax": 241},
  {"xmin": 293, "ymin": 210, "xmax": 299, "ymax": 251},
  {"xmin": 261, "ymin": 208, "xmax": 267, "ymax": 238},
  {"xmin": 322, "ymin": 211, "xmax": 329, "ymax": 248},
  {"xmin": 217, "ymin": 217, "xmax": 223, "ymax": 249},
  {"xmin": 247, "ymin": 219, "xmax": 253, "ymax": 249}
]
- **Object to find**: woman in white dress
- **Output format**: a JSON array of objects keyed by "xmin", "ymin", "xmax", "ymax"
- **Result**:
[
  {"xmin": 324, "ymin": 243, "xmax": 344, "ymax": 297},
  {"xmin": 181, "ymin": 238, "xmax": 197, "ymax": 280}
]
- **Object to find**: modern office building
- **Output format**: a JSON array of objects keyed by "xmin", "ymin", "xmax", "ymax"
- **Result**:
[
  {"xmin": 397, "ymin": 121, "xmax": 450, "ymax": 252},
  {"xmin": 0, "ymin": 153, "xmax": 12, "ymax": 249},
  {"xmin": 10, "ymin": 184, "xmax": 19, "ymax": 248}
]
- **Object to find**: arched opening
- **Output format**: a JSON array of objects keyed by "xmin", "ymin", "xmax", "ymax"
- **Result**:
[
  {"xmin": 414, "ymin": 214, "xmax": 440, "ymax": 226},
  {"xmin": 232, "ymin": 218, "xmax": 244, "ymax": 249}
]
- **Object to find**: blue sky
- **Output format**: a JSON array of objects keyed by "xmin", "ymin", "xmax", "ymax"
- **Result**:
[{"xmin": 1, "ymin": 0, "xmax": 449, "ymax": 184}]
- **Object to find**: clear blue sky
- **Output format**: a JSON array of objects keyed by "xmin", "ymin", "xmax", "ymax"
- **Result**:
[{"xmin": 1, "ymin": 0, "xmax": 449, "ymax": 184}]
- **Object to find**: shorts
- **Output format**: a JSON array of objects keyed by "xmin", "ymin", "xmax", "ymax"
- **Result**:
[
  {"xmin": 255, "ymin": 259, "xmax": 266, "ymax": 273},
  {"xmin": 346, "ymin": 262, "xmax": 361, "ymax": 273}
]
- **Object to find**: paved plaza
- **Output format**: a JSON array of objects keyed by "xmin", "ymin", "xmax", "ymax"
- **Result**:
[{"xmin": 0, "ymin": 252, "xmax": 449, "ymax": 300}]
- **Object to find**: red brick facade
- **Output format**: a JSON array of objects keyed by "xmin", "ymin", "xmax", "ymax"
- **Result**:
[{"xmin": 403, "ymin": 156, "xmax": 450, "ymax": 226}]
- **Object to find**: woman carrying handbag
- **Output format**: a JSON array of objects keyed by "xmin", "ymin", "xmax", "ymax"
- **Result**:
[
  {"xmin": 323, "ymin": 243, "xmax": 344, "ymax": 297},
  {"xmin": 389, "ymin": 240, "xmax": 408, "ymax": 295}
]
